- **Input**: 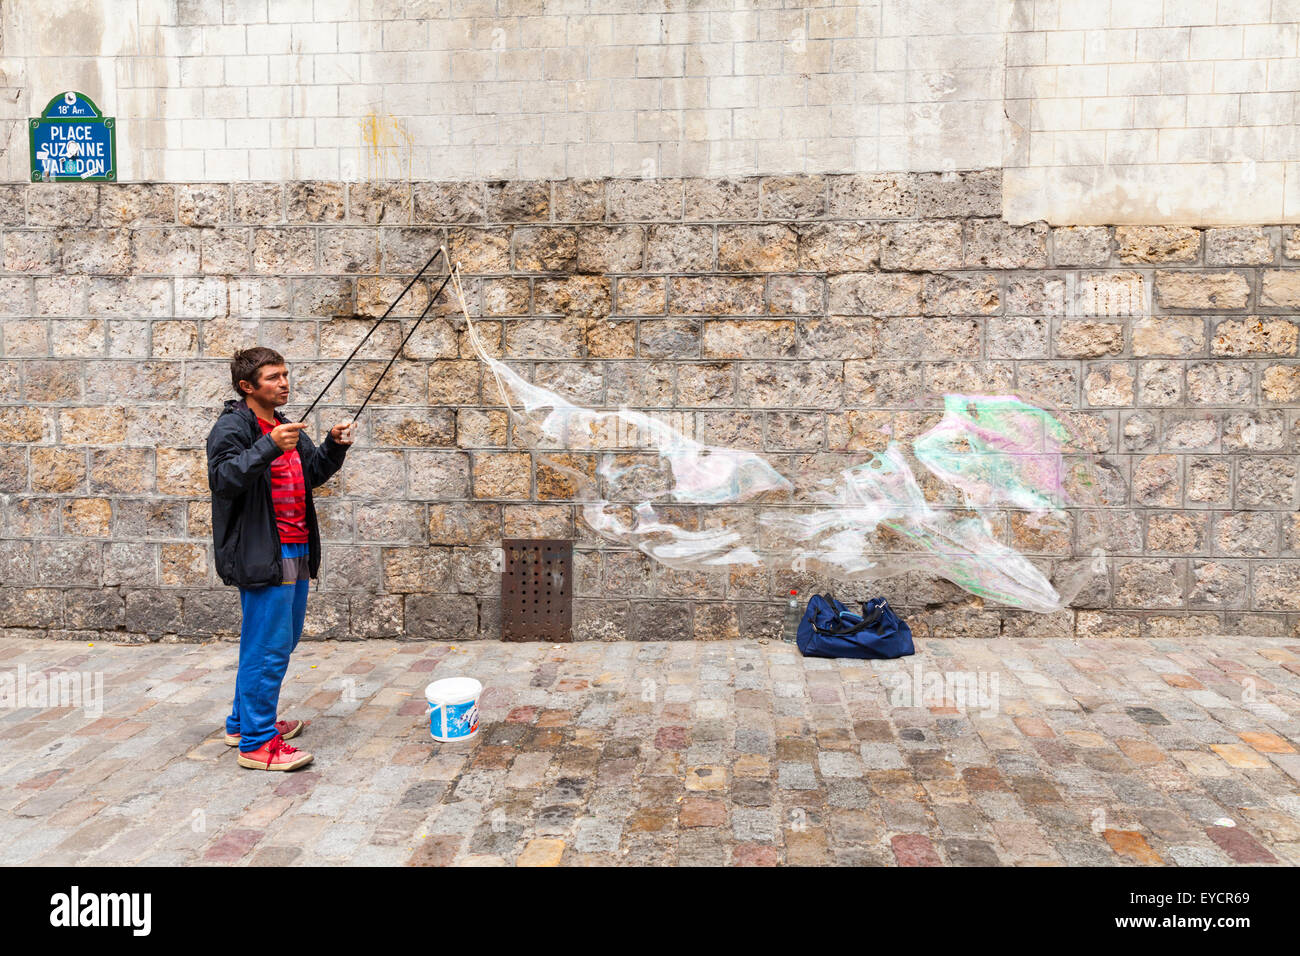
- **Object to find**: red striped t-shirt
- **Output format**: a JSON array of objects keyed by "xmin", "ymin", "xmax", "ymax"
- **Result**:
[{"xmin": 257, "ymin": 417, "xmax": 310, "ymax": 544}]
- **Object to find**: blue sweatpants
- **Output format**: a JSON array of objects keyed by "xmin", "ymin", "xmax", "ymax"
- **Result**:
[{"xmin": 227, "ymin": 542, "xmax": 310, "ymax": 752}]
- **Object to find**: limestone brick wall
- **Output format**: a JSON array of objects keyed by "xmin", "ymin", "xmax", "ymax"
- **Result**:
[{"xmin": 1, "ymin": 171, "xmax": 1297, "ymax": 642}]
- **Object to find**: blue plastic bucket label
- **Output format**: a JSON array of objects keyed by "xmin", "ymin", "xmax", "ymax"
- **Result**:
[
  {"xmin": 425, "ymin": 677, "xmax": 482, "ymax": 742},
  {"xmin": 429, "ymin": 699, "xmax": 478, "ymax": 740}
]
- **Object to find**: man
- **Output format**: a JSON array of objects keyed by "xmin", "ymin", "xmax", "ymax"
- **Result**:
[{"xmin": 207, "ymin": 347, "xmax": 353, "ymax": 771}]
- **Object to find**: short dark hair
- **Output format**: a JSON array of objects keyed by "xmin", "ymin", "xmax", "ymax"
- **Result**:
[{"xmin": 231, "ymin": 347, "xmax": 286, "ymax": 396}]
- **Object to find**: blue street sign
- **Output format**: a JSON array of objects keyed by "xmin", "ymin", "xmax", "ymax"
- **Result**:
[{"xmin": 29, "ymin": 92, "xmax": 116, "ymax": 182}]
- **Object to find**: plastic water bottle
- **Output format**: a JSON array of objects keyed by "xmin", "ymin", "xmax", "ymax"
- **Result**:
[{"xmin": 781, "ymin": 589, "xmax": 800, "ymax": 644}]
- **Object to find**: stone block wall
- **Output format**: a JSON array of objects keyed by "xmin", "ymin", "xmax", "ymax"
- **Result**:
[{"xmin": 0, "ymin": 170, "xmax": 1297, "ymax": 643}]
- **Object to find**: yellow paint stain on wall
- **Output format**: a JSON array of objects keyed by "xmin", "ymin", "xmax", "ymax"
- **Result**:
[{"xmin": 360, "ymin": 113, "xmax": 414, "ymax": 182}]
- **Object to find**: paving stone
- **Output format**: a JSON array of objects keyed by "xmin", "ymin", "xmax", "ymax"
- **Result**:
[
  {"xmin": 0, "ymin": 634, "xmax": 1296, "ymax": 867},
  {"xmin": 891, "ymin": 833, "xmax": 942, "ymax": 866},
  {"xmin": 943, "ymin": 838, "xmax": 1003, "ymax": 866}
]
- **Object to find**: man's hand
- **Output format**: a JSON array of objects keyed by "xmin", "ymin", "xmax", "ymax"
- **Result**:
[
  {"xmin": 329, "ymin": 423, "xmax": 355, "ymax": 446},
  {"xmin": 270, "ymin": 421, "xmax": 307, "ymax": 451}
]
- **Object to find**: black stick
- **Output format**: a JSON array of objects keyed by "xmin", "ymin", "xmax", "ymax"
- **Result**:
[
  {"xmin": 296, "ymin": 247, "xmax": 444, "ymax": 425},
  {"xmin": 349, "ymin": 270, "xmax": 454, "ymax": 425}
]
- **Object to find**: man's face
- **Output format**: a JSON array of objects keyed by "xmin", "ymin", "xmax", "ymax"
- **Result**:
[{"xmin": 241, "ymin": 363, "xmax": 289, "ymax": 407}]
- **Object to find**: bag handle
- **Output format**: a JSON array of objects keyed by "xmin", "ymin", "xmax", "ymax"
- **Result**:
[
  {"xmin": 812, "ymin": 613, "xmax": 872, "ymax": 638},
  {"xmin": 858, "ymin": 600, "xmax": 886, "ymax": 628},
  {"xmin": 812, "ymin": 598, "xmax": 887, "ymax": 637}
]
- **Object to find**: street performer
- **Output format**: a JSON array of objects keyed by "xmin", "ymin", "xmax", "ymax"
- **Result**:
[{"xmin": 206, "ymin": 347, "xmax": 353, "ymax": 771}]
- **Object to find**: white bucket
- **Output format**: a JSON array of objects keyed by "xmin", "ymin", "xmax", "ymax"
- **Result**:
[{"xmin": 425, "ymin": 677, "xmax": 482, "ymax": 742}]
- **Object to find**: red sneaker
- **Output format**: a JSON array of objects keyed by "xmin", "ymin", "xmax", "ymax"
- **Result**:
[
  {"xmin": 236, "ymin": 733, "xmax": 313, "ymax": 772},
  {"xmin": 224, "ymin": 718, "xmax": 306, "ymax": 747}
]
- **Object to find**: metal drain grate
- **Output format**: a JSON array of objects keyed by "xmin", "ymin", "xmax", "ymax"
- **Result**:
[{"xmin": 501, "ymin": 538, "xmax": 573, "ymax": 642}]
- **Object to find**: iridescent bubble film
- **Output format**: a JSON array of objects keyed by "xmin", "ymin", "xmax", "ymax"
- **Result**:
[{"xmin": 451, "ymin": 268, "xmax": 1126, "ymax": 615}]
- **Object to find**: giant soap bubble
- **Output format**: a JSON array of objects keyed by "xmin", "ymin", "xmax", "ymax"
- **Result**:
[{"xmin": 450, "ymin": 268, "xmax": 1126, "ymax": 614}]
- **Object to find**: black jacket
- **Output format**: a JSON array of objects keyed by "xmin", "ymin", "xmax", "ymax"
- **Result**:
[{"xmin": 206, "ymin": 398, "xmax": 348, "ymax": 589}]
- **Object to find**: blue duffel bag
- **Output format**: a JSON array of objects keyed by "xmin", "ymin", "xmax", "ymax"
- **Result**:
[{"xmin": 795, "ymin": 593, "xmax": 915, "ymax": 660}]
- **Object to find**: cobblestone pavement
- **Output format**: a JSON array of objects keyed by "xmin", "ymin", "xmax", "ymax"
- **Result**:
[{"xmin": 2, "ymin": 633, "xmax": 1299, "ymax": 866}]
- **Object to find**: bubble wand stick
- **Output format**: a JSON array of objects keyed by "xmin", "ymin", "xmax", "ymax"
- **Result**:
[
  {"xmin": 347, "ymin": 263, "xmax": 455, "ymax": 426},
  {"xmin": 297, "ymin": 246, "xmax": 444, "ymax": 425}
]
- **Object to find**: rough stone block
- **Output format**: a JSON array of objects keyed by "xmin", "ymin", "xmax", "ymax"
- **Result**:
[
  {"xmin": 348, "ymin": 594, "xmax": 404, "ymax": 638},
  {"xmin": 718, "ymin": 224, "xmax": 798, "ymax": 272},
  {"xmin": 1253, "ymin": 562, "xmax": 1300, "ymax": 610},
  {"xmin": 914, "ymin": 170, "xmax": 1000, "ymax": 218},
  {"xmin": 30, "ymin": 448, "xmax": 86, "ymax": 493},
  {"xmin": 1146, "ymin": 512, "xmax": 1205, "ymax": 553},
  {"xmin": 739, "ymin": 361, "xmax": 841, "ymax": 408},
  {"xmin": 3, "ymin": 230, "xmax": 58, "ymax": 272},
  {"xmin": 1155, "ymin": 270, "xmax": 1249, "ymax": 310},
  {"xmin": 1186, "ymin": 457, "xmax": 1231, "ymax": 505},
  {"xmin": 0, "ymin": 407, "xmax": 46, "ymax": 442},
  {"xmin": 472, "ymin": 452, "xmax": 531, "ymax": 499},
  {"xmin": 701, "ymin": 320, "xmax": 794, "ymax": 359},
  {"xmin": 759, "ymin": 175, "xmax": 827, "ymax": 219},
  {"xmin": 27, "ymin": 185, "xmax": 97, "ymax": 227},
  {"xmin": 615, "ymin": 276, "xmax": 666, "ymax": 315},
  {"xmin": 1115, "ymin": 559, "xmax": 1184, "ymax": 608},
  {"xmin": 89, "ymin": 448, "xmax": 154, "ymax": 494},
  {"xmin": 683, "ymin": 177, "xmax": 759, "ymax": 221},
  {"xmin": 1132, "ymin": 316, "xmax": 1205, "ymax": 356},
  {"xmin": 346, "ymin": 182, "xmax": 412, "ymax": 225},
  {"xmin": 131, "ymin": 228, "xmax": 201, "ymax": 273},
  {"xmin": 125, "ymin": 589, "xmax": 182, "ymax": 633},
  {"xmin": 1260, "ymin": 364, "xmax": 1300, "ymax": 402},
  {"xmin": 103, "ymin": 542, "xmax": 157, "ymax": 586},
  {"xmin": 1116, "ymin": 226, "xmax": 1200, "ymax": 263},
  {"xmin": 551, "ymin": 179, "xmax": 605, "ymax": 222},
  {"xmin": 576, "ymin": 225, "xmax": 644, "ymax": 272},
  {"xmin": 1235, "ymin": 457, "xmax": 1297, "ymax": 509},
  {"xmin": 669, "ymin": 276, "xmax": 765, "ymax": 315},
  {"xmin": 161, "ymin": 543, "xmax": 209, "ymax": 586},
  {"xmin": 1056, "ymin": 321, "xmax": 1123, "ymax": 357},
  {"xmin": 62, "ymin": 229, "xmax": 131, "ymax": 274},
  {"xmin": 1211, "ymin": 317, "xmax": 1298, "ymax": 356},
  {"xmin": 287, "ymin": 181, "xmax": 346, "ymax": 222},
  {"xmin": 796, "ymin": 222, "xmax": 878, "ymax": 272},
  {"xmin": 534, "ymin": 276, "xmax": 612, "ymax": 317},
  {"xmin": 1222, "ymin": 411, "xmax": 1287, "ymax": 451},
  {"xmin": 1133, "ymin": 454, "xmax": 1180, "ymax": 507},
  {"xmin": 1205, "ymin": 227, "xmax": 1274, "ymax": 265},
  {"xmin": 1051, "ymin": 226, "xmax": 1111, "ymax": 266},
  {"xmin": 880, "ymin": 220, "xmax": 963, "ymax": 271},
  {"xmin": 64, "ymin": 588, "xmax": 124, "ymax": 629},
  {"xmin": 252, "ymin": 228, "xmax": 316, "ymax": 273},
  {"xmin": 62, "ymin": 498, "xmax": 112, "ymax": 537},
  {"xmin": 1084, "ymin": 363, "xmax": 1134, "ymax": 406},
  {"xmin": 0, "ymin": 588, "xmax": 62, "ymax": 628},
  {"xmin": 1214, "ymin": 512, "xmax": 1278, "ymax": 555},
  {"xmin": 1137, "ymin": 361, "xmax": 1182, "ymax": 406},
  {"xmin": 843, "ymin": 361, "xmax": 922, "ymax": 407},
  {"xmin": 962, "ymin": 220, "xmax": 1048, "ymax": 269},
  {"xmin": 628, "ymin": 601, "xmax": 693, "ymax": 640},
  {"xmin": 320, "ymin": 228, "xmax": 381, "ymax": 274},
  {"xmin": 178, "ymin": 185, "xmax": 231, "ymax": 226},
  {"xmin": 826, "ymin": 173, "xmax": 916, "ymax": 218},
  {"xmin": 605, "ymin": 178, "xmax": 683, "ymax": 221},
  {"xmin": 922, "ymin": 273, "xmax": 999, "ymax": 315},
  {"xmin": 405, "ymin": 593, "xmax": 478, "ymax": 640},
  {"xmin": 1187, "ymin": 362, "xmax": 1252, "ymax": 405},
  {"xmin": 99, "ymin": 184, "xmax": 176, "ymax": 227},
  {"xmin": 34, "ymin": 540, "xmax": 102, "ymax": 586},
  {"xmin": 513, "ymin": 226, "xmax": 577, "ymax": 272}
]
